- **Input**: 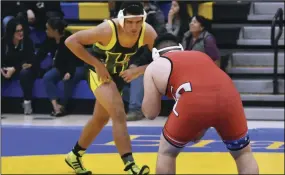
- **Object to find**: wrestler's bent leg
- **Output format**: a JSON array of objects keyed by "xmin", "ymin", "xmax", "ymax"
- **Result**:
[
  {"xmin": 78, "ymin": 101, "xmax": 109, "ymax": 149},
  {"xmin": 156, "ymin": 133, "xmax": 183, "ymax": 174},
  {"xmin": 215, "ymin": 89, "xmax": 259, "ymax": 174},
  {"xmin": 156, "ymin": 93, "xmax": 208, "ymax": 174},
  {"xmin": 65, "ymin": 95, "xmax": 110, "ymax": 175},
  {"xmin": 94, "ymin": 82, "xmax": 150, "ymax": 174},
  {"xmin": 94, "ymin": 81, "xmax": 131, "ymax": 155}
]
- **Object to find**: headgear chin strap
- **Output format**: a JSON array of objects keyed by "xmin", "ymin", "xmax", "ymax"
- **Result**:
[
  {"xmin": 117, "ymin": 8, "xmax": 147, "ymax": 28},
  {"xmin": 152, "ymin": 44, "xmax": 184, "ymax": 60}
]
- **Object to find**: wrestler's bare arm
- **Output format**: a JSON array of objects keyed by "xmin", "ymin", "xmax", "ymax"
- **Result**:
[
  {"xmin": 133, "ymin": 23, "xmax": 157, "ymax": 75},
  {"xmin": 65, "ymin": 22, "xmax": 112, "ymax": 68},
  {"xmin": 144, "ymin": 23, "xmax": 157, "ymax": 51},
  {"xmin": 142, "ymin": 63, "xmax": 162, "ymax": 120}
]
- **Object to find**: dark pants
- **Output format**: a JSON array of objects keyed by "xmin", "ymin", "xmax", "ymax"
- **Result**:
[
  {"xmin": 122, "ymin": 75, "xmax": 144, "ymax": 112},
  {"xmin": 43, "ymin": 67, "xmax": 86, "ymax": 107},
  {"xmin": 2, "ymin": 68, "xmax": 36, "ymax": 101},
  {"xmin": 19, "ymin": 68, "xmax": 36, "ymax": 100}
]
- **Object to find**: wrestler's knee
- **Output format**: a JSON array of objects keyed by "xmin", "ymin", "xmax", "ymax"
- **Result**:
[
  {"xmin": 158, "ymin": 134, "xmax": 181, "ymax": 158},
  {"xmin": 90, "ymin": 115, "xmax": 109, "ymax": 126}
]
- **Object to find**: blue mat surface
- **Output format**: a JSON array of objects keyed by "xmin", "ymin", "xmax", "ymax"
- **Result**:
[{"xmin": 2, "ymin": 126, "xmax": 284, "ymax": 157}]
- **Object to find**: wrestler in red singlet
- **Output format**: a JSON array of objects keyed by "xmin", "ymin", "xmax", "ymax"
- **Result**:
[
  {"xmin": 162, "ymin": 50, "xmax": 248, "ymax": 148},
  {"xmin": 142, "ymin": 33, "xmax": 258, "ymax": 174}
]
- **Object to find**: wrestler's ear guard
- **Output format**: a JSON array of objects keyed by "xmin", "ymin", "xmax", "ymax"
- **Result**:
[
  {"xmin": 117, "ymin": 9, "xmax": 147, "ymax": 28},
  {"xmin": 152, "ymin": 44, "xmax": 184, "ymax": 60}
]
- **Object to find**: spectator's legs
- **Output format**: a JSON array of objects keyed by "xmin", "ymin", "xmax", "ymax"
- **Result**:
[
  {"xmin": 126, "ymin": 75, "xmax": 145, "ymax": 121},
  {"xmin": 122, "ymin": 83, "xmax": 130, "ymax": 111},
  {"xmin": 2, "ymin": 16, "xmax": 14, "ymax": 32},
  {"xmin": 43, "ymin": 68, "xmax": 62, "ymax": 114},
  {"xmin": 60, "ymin": 66, "xmax": 86, "ymax": 108},
  {"xmin": 19, "ymin": 68, "xmax": 36, "ymax": 115}
]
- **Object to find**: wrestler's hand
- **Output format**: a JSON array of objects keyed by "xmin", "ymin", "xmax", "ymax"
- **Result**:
[
  {"xmin": 119, "ymin": 67, "xmax": 139, "ymax": 83},
  {"xmin": 96, "ymin": 63, "xmax": 111, "ymax": 82}
]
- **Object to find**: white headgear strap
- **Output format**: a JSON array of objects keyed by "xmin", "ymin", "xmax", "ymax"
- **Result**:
[
  {"xmin": 152, "ymin": 44, "xmax": 184, "ymax": 60},
  {"xmin": 117, "ymin": 8, "xmax": 147, "ymax": 28}
]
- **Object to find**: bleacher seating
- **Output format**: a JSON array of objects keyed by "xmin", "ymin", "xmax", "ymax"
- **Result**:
[
  {"xmin": 60, "ymin": 2, "xmax": 79, "ymax": 20},
  {"xmin": 1, "ymin": 52, "xmax": 170, "ymax": 100},
  {"xmin": 64, "ymin": 2, "xmax": 214, "ymax": 34},
  {"xmin": 61, "ymin": 2, "xmax": 109, "ymax": 33},
  {"xmin": 2, "ymin": 1, "xmax": 284, "ymax": 116},
  {"xmin": 2, "ymin": 1, "xmax": 205, "ymax": 102},
  {"xmin": 60, "ymin": 2, "xmax": 109, "ymax": 20},
  {"xmin": 66, "ymin": 25, "xmax": 94, "ymax": 33},
  {"xmin": 218, "ymin": 1, "xmax": 285, "ymax": 110}
]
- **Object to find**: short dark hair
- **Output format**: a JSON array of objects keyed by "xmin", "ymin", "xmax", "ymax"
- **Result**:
[
  {"xmin": 47, "ymin": 18, "xmax": 68, "ymax": 34},
  {"xmin": 120, "ymin": 2, "xmax": 144, "ymax": 16},
  {"xmin": 153, "ymin": 33, "xmax": 179, "ymax": 51},
  {"xmin": 190, "ymin": 15, "xmax": 211, "ymax": 31}
]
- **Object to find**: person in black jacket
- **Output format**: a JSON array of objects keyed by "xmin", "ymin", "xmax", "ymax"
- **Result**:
[
  {"xmin": 20, "ymin": 1, "xmax": 64, "ymax": 31},
  {"xmin": 1, "ymin": 18, "xmax": 36, "ymax": 115},
  {"xmin": 1, "ymin": 1, "xmax": 30, "ymax": 37},
  {"xmin": 41, "ymin": 18, "xmax": 78, "ymax": 116}
]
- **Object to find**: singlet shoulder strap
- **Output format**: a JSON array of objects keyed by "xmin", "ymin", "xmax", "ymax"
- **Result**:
[
  {"xmin": 138, "ymin": 22, "xmax": 146, "ymax": 48},
  {"xmin": 94, "ymin": 20, "xmax": 117, "ymax": 50}
]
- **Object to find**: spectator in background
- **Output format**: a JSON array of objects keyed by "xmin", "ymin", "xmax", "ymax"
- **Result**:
[
  {"xmin": 1, "ymin": 18, "xmax": 36, "ymax": 115},
  {"xmin": 1, "ymin": 1, "xmax": 30, "ymax": 37},
  {"xmin": 1, "ymin": 1, "xmax": 23, "ymax": 32},
  {"xmin": 166, "ymin": 1, "xmax": 189, "ymax": 42},
  {"xmin": 1, "ymin": 1, "xmax": 63, "ymax": 33},
  {"xmin": 142, "ymin": 1, "xmax": 167, "ymax": 35},
  {"xmin": 182, "ymin": 15, "xmax": 220, "ymax": 65},
  {"xmin": 41, "ymin": 18, "xmax": 82, "ymax": 117},
  {"xmin": 19, "ymin": 1, "xmax": 64, "ymax": 31}
]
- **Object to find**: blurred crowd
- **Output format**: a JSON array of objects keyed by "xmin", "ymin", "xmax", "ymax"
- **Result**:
[{"xmin": 1, "ymin": 1, "xmax": 220, "ymax": 120}]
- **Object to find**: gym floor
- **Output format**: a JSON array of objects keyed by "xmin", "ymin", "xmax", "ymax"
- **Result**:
[{"xmin": 1, "ymin": 115, "xmax": 284, "ymax": 174}]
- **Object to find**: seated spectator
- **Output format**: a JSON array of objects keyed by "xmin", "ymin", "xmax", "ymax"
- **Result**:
[
  {"xmin": 40, "ymin": 18, "xmax": 83, "ymax": 117},
  {"xmin": 1, "ymin": 18, "xmax": 36, "ymax": 115},
  {"xmin": 2, "ymin": 1, "xmax": 64, "ymax": 46},
  {"xmin": 142, "ymin": 1, "xmax": 167, "ymax": 35},
  {"xmin": 2, "ymin": 1, "xmax": 21, "ymax": 31},
  {"xmin": 166, "ymin": 1, "xmax": 189, "ymax": 42},
  {"xmin": 21, "ymin": 1, "xmax": 64, "ymax": 31},
  {"xmin": 182, "ymin": 15, "xmax": 220, "ymax": 65},
  {"xmin": 1, "ymin": 1, "xmax": 30, "ymax": 36}
]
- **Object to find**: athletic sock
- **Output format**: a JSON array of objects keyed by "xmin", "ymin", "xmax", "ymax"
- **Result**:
[
  {"xmin": 72, "ymin": 141, "xmax": 86, "ymax": 157},
  {"xmin": 121, "ymin": 152, "xmax": 135, "ymax": 165}
]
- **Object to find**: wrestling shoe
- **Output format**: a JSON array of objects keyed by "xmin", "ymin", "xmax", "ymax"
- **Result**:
[
  {"xmin": 124, "ymin": 161, "xmax": 150, "ymax": 175},
  {"xmin": 65, "ymin": 151, "xmax": 92, "ymax": 175}
]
